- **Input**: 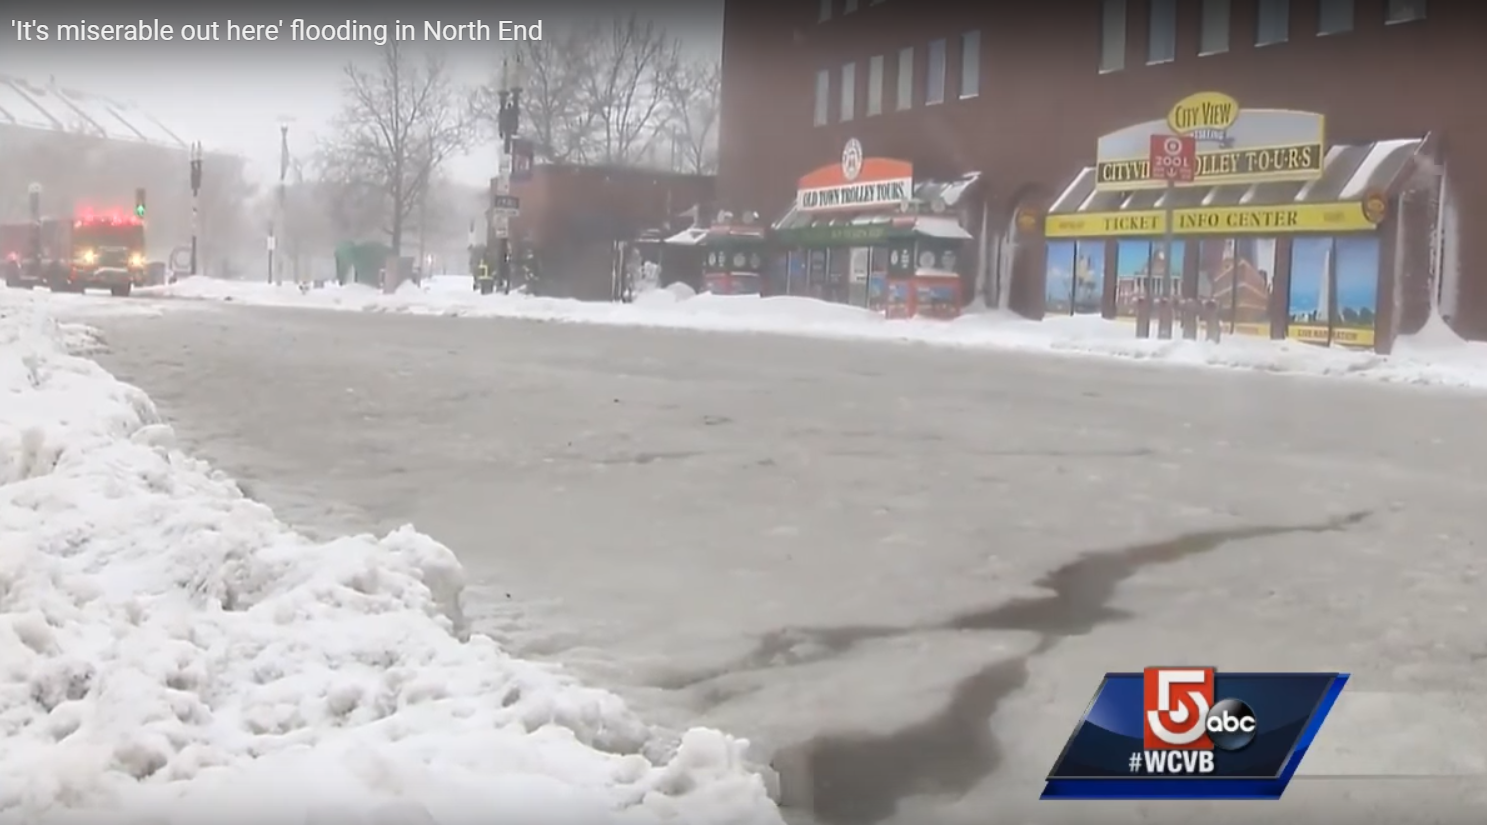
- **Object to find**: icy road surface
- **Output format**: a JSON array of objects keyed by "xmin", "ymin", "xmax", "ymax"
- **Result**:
[{"xmin": 84, "ymin": 303, "xmax": 1487, "ymax": 825}]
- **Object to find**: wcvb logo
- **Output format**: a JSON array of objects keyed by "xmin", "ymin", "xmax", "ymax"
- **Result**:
[{"xmin": 1143, "ymin": 667, "xmax": 1214, "ymax": 749}]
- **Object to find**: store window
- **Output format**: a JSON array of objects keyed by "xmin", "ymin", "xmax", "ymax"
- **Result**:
[
  {"xmin": 1256, "ymin": 0, "xmax": 1290, "ymax": 45},
  {"xmin": 840, "ymin": 62, "xmax": 856, "ymax": 121},
  {"xmin": 927, "ymin": 38, "xmax": 946, "ymax": 104},
  {"xmin": 896, "ymin": 46, "xmax": 914, "ymax": 110},
  {"xmin": 1045, "ymin": 241, "xmax": 1107, "ymax": 316},
  {"xmin": 1318, "ymin": 0, "xmax": 1354, "ymax": 34},
  {"xmin": 1100, "ymin": 0, "xmax": 1128, "ymax": 72},
  {"xmin": 960, "ymin": 31, "xmax": 981, "ymax": 98},
  {"xmin": 1148, "ymin": 0, "xmax": 1177, "ymax": 64},
  {"xmin": 1200, "ymin": 0, "xmax": 1231, "ymax": 54},
  {"xmin": 814, "ymin": 69, "xmax": 830, "ymax": 126},
  {"xmin": 1386, "ymin": 0, "xmax": 1426, "ymax": 23}
]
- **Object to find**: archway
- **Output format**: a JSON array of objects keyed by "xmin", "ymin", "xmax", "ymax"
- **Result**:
[{"xmin": 982, "ymin": 183, "xmax": 1047, "ymax": 314}]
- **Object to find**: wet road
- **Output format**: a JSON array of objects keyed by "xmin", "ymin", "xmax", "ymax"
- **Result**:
[{"xmin": 79, "ymin": 301, "xmax": 1487, "ymax": 825}]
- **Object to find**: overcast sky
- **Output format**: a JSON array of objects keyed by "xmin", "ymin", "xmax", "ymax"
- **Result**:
[{"xmin": 0, "ymin": 2, "xmax": 722, "ymax": 186}]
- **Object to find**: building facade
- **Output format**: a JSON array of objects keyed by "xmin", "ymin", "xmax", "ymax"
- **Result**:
[
  {"xmin": 719, "ymin": 0, "xmax": 1484, "ymax": 340},
  {"xmin": 507, "ymin": 164, "xmax": 714, "ymax": 300}
]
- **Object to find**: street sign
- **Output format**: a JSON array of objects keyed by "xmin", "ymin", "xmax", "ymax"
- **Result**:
[
  {"xmin": 491, "ymin": 194, "xmax": 520, "ymax": 215},
  {"xmin": 1148, "ymin": 134, "xmax": 1197, "ymax": 184}
]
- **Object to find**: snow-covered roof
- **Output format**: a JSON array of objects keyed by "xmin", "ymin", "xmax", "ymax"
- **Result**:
[
  {"xmin": 0, "ymin": 75, "xmax": 188, "ymax": 148},
  {"xmin": 664, "ymin": 227, "xmax": 708, "ymax": 246}
]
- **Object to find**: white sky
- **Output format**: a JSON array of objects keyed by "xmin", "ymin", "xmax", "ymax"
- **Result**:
[{"xmin": 0, "ymin": 6, "xmax": 721, "ymax": 187}]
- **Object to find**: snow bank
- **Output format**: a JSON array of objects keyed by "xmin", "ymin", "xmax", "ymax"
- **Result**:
[
  {"xmin": 138, "ymin": 277, "xmax": 1487, "ymax": 390},
  {"xmin": 0, "ymin": 298, "xmax": 783, "ymax": 823}
]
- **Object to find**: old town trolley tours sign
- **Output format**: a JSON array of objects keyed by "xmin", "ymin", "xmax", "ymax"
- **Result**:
[
  {"xmin": 795, "ymin": 139, "xmax": 913, "ymax": 211},
  {"xmin": 1041, "ymin": 92, "xmax": 1396, "ymax": 350}
]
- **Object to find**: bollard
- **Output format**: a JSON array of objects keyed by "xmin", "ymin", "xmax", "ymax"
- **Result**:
[
  {"xmin": 1180, "ymin": 298, "xmax": 1199, "ymax": 340},
  {"xmin": 1156, "ymin": 297, "xmax": 1175, "ymax": 340},
  {"xmin": 1135, "ymin": 296, "xmax": 1152, "ymax": 339},
  {"xmin": 1202, "ymin": 300, "xmax": 1222, "ymax": 343}
]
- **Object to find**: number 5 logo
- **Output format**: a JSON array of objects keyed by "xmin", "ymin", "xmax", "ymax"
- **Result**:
[{"xmin": 1143, "ymin": 667, "xmax": 1214, "ymax": 749}]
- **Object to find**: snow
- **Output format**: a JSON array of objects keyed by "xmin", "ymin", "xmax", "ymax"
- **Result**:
[
  {"xmin": 130, "ymin": 277, "xmax": 1487, "ymax": 391},
  {"xmin": 0, "ymin": 296, "xmax": 784, "ymax": 822}
]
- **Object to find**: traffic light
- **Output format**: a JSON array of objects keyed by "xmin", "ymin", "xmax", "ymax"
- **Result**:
[{"xmin": 135, "ymin": 188, "xmax": 146, "ymax": 218}]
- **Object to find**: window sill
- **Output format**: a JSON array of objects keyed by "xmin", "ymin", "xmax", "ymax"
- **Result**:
[
  {"xmin": 1254, "ymin": 38, "xmax": 1289, "ymax": 47},
  {"xmin": 1098, "ymin": 66, "xmax": 1124, "ymax": 75},
  {"xmin": 926, "ymin": 99, "xmax": 945, "ymax": 106},
  {"xmin": 1146, "ymin": 56, "xmax": 1175, "ymax": 65},
  {"xmin": 959, "ymin": 92, "xmax": 979, "ymax": 101},
  {"xmin": 1316, "ymin": 27, "xmax": 1353, "ymax": 36},
  {"xmin": 1197, "ymin": 48, "xmax": 1228, "ymax": 56},
  {"xmin": 1384, "ymin": 16, "xmax": 1425, "ymax": 25}
]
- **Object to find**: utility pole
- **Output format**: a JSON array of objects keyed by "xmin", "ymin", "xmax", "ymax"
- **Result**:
[
  {"xmin": 189, "ymin": 143, "xmax": 202, "ymax": 277},
  {"xmin": 490, "ymin": 56, "xmax": 524, "ymax": 295},
  {"xmin": 275, "ymin": 122, "xmax": 289, "ymax": 284}
]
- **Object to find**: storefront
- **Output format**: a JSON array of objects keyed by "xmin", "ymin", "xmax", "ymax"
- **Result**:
[
  {"xmin": 1042, "ymin": 91, "xmax": 1435, "ymax": 352},
  {"xmin": 771, "ymin": 138, "xmax": 975, "ymax": 318}
]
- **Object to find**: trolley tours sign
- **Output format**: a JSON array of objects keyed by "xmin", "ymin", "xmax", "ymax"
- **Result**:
[
  {"xmin": 795, "ymin": 139, "xmax": 914, "ymax": 212},
  {"xmin": 1094, "ymin": 92, "xmax": 1327, "ymax": 191}
]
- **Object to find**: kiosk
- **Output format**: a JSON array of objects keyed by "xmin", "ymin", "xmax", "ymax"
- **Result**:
[
  {"xmin": 664, "ymin": 216, "xmax": 767, "ymax": 295},
  {"xmin": 772, "ymin": 138, "xmax": 975, "ymax": 317}
]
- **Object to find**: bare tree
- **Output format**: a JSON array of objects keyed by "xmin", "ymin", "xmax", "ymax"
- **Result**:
[
  {"xmin": 658, "ymin": 58, "xmax": 721, "ymax": 174},
  {"xmin": 500, "ymin": 15, "xmax": 681, "ymax": 166},
  {"xmin": 318, "ymin": 42, "xmax": 476, "ymax": 271}
]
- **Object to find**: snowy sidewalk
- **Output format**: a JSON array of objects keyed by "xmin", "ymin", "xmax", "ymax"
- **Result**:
[
  {"xmin": 0, "ymin": 299, "xmax": 783, "ymax": 822},
  {"xmin": 138, "ymin": 276, "xmax": 1487, "ymax": 392}
]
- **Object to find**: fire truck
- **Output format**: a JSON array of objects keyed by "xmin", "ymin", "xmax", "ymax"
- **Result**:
[{"xmin": 3, "ymin": 188, "xmax": 148, "ymax": 296}]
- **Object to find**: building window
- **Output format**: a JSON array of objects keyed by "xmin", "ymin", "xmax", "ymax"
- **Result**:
[
  {"xmin": 870, "ymin": 0, "xmax": 885, "ymax": 4},
  {"xmin": 1100, "ymin": 0, "xmax": 1127, "ymax": 72},
  {"xmin": 960, "ymin": 30, "xmax": 981, "ymax": 98},
  {"xmin": 897, "ymin": 46, "xmax": 914, "ymax": 110},
  {"xmin": 1200, "ymin": 0, "xmax": 1230, "ymax": 53},
  {"xmin": 867, "ymin": 54, "xmax": 885, "ymax": 116},
  {"xmin": 1256, "ymin": 0, "xmax": 1289, "ymax": 45},
  {"xmin": 1386, "ymin": 0, "xmax": 1426, "ymax": 23},
  {"xmin": 844, "ymin": 0, "xmax": 858, "ymax": 12},
  {"xmin": 1318, "ymin": 0, "xmax": 1354, "ymax": 34},
  {"xmin": 814, "ymin": 69, "xmax": 830, "ymax": 125},
  {"xmin": 840, "ymin": 62, "xmax": 856, "ymax": 121},
  {"xmin": 819, "ymin": 0, "xmax": 831, "ymax": 22},
  {"xmin": 1148, "ymin": 0, "xmax": 1177, "ymax": 63},
  {"xmin": 926, "ymin": 38, "xmax": 946, "ymax": 104}
]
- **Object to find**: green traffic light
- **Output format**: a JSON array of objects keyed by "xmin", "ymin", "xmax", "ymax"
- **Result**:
[{"xmin": 135, "ymin": 205, "xmax": 145, "ymax": 217}]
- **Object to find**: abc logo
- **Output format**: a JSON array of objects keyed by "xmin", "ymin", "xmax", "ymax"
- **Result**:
[{"xmin": 1204, "ymin": 698, "xmax": 1258, "ymax": 751}]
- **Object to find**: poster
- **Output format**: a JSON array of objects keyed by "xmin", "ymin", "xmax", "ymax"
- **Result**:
[
  {"xmin": 1207, "ymin": 237, "xmax": 1272, "ymax": 335},
  {"xmin": 1073, "ymin": 240, "xmax": 1104, "ymax": 315},
  {"xmin": 1333, "ymin": 235, "xmax": 1380, "ymax": 347},
  {"xmin": 1113, "ymin": 240, "xmax": 1151, "ymax": 318},
  {"xmin": 1044, "ymin": 241, "xmax": 1076, "ymax": 315},
  {"xmin": 1287, "ymin": 237, "xmax": 1332, "ymax": 344}
]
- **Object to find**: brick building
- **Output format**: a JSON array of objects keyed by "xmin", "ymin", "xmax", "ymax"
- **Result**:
[
  {"xmin": 719, "ymin": 0, "xmax": 1484, "ymax": 344},
  {"xmin": 507, "ymin": 164, "xmax": 714, "ymax": 300}
]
